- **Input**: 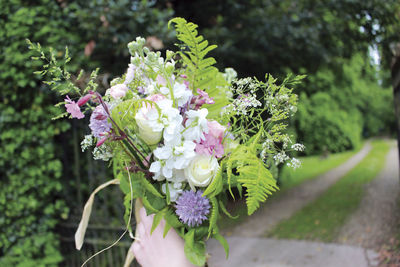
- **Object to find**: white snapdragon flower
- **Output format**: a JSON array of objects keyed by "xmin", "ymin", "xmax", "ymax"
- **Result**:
[
  {"xmin": 150, "ymin": 159, "xmax": 174, "ymax": 179},
  {"xmin": 172, "ymin": 140, "xmax": 196, "ymax": 169},
  {"xmin": 160, "ymin": 81, "xmax": 192, "ymax": 107},
  {"xmin": 161, "ymin": 182, "xmax": 183, "ymax": 202},
  {"xmin": 145, "ymin": 82, "xmax": 156, "ymax": 95},
  {"xmin": 183, "ymin": 108, "xmax": 209, "ymax": 142},
  {"xmin": 157, "ymin": 99, "xmax": 183, "ymax": 142},
  {"xmin": 124, "ymin": 64, "xmax": 136, "ymax": 85},
  {"xmin": 149, "ymin": 161, "xmax": 165, "ymax": 181}
]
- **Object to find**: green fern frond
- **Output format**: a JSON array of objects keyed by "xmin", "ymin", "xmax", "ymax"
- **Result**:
[
  {"xmin": 208, "ymin": 197, "xmax": 219, "ymax": 238},
  {"xmin": 169, "ymin": 17, "xmax": 217, "ymax": 92},
  {"xmin": 169, "ymin": 18, "xmax": 231, "ymax": 119},
  {"xmin": 237, "ymin": 156, "xmax": 277, "ymax": 215},
  {"xmin": 227, "ymin": 143, "xmax": 278, "ymax": 215}
]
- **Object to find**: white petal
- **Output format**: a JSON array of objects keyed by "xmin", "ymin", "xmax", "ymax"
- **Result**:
[{"xmin": 149, "ymin": 161, "xmax": 161, "ymax": 173}]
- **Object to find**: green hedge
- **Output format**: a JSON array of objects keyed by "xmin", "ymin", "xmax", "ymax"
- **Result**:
[
  {"xmin": 297, "ymin": 92, "xmax": 362, "ymax": 154},
  {"xmin": 0, "ymin": 1, "xmax": 76, "ymax": 265},
  {"xmin": 295, "ymin": 55, "xmax": 394, "ymax": 155}
]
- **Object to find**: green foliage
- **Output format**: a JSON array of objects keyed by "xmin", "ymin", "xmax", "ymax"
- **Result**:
[
  {"xmin": 297, "ymin": 92, "xmax": 363, "ymax": 154},
  {"xmin": 0, "ymin": 1, "xmax": 74, "ymax": 264},
  {"xmin": 172, "ymin": 0, "xmax": 400, "ymax": 78},
  {"xmin": 296, "ymin": 54, "xmax": 394, "ymax": 154},
  {"xmin": 183, "ymin": 230, "xmax": 207, "ymax": 266},
  {"xmin": 0, "ymin": 98, "xmax": 69, "ymax": 266},
  {"xmin": 208, "ymin": 197, "xmax": 219, "ymax": 237}
]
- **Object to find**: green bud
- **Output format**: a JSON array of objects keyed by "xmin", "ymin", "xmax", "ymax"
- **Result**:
[
  {"xmin": 166, "ymin": 50, "xmax": 174, "ymax": 60},
  {"xmin": 128, "ymin": 41, "xmax": 138, "ymax": 55},
  {"xmin": 131, "ymin": 56, "xmax": 141, "ymax": 66},
  {"xmin": 136, "ymin": 37, "xmax": 146, "ymax": 47},
  {"xmin": 143, "ymin": 46, "xmax": 150, "ymax": 55},
  {"xmin": 165, "ymin": 62, "xmax": 175, "ymax": 74}
]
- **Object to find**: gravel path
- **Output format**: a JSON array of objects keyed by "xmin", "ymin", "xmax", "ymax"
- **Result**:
[
  {"xmin": 335, "ymin": 141, "xmax": 400, "ymax": 250},
  {"xmin": 207, "ymin": 237, "xmax": 379, "ymax": 267},
  {"xmin": 225, "ymin": 142, "xmax": 372, "ymax": 237}
]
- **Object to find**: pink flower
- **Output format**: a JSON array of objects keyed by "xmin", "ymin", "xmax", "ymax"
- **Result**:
[
  {"xmin": 65, "ymin": 95, "xmax": 84, "ymax": 119},
  {"xmin": 195, "ymin": 120, "xmax": 226, "ymax": 158},
  {"xmin": 146, "ymin": 93, "xmax": 166, "ymax": 103},
  {"xmin": 208, "ymin": 120, "xmax": 226, "ymax": 140},
  {"xmin": 156, "ymin": 75, "xmax": 167, "ymax": 86},
  {"xmin": 191, "ymin": 89, "xmax": 215, "ymax": 109},
  {"xmin": 96, "ymin": 136, "xmax": 108, "ymax": 147},
  {"xmin": 107, "ymin": 84, "xmax": 129, "ymax": 99},
  {"xmin": 77, "ymin": 92, "xmax": 94, "ymax": 106}
]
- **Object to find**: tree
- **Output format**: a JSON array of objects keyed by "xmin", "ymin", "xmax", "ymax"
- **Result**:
[{"xmin": 170, "ymin": 0, "xmax": 400, "ymax": 79}]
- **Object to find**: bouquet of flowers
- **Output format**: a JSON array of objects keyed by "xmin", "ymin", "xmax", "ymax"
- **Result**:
[{"xmin": 29, "ymin": 18, "xmax": 304, "ymax": 266}]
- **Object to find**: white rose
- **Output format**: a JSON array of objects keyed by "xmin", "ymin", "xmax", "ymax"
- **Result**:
[
  {"xmin": 135, "ymin": 107, "xmax": 163, "ymax": 145},
  {"xmin": 185, "ymin": 155, "xmax": 219, "ymax": 190}
]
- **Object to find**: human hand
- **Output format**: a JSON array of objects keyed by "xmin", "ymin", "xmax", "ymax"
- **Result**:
[{"xmin": 131, "ymin": 207, "xmax": 197, "ymax": 267}]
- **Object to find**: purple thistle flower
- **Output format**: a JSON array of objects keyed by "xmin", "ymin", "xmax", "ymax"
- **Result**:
[
  {"xmin": 175, "ymin": 190, "xmax": 210, "ymax": 227},
  {"xmin": 89, "ymin": 104, "xmax": 112, "ymax": 138}
]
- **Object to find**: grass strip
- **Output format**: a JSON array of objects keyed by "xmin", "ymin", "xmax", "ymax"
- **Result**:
[
  {"xmin": 279, "ymin": 146, "xmax": 362, "ymax": 190},
  {"xmin": 267, "ymin": 140, "xmax": 390, "ymax": 241}
]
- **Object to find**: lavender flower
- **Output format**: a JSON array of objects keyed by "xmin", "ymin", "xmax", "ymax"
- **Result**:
[
  {"xmin": 175, "ymin": 190, "xmax": 210, "ymax": 227},
  {"xmin": 89, "ymin": 104, "xmax": 112, "ymax": 138}
]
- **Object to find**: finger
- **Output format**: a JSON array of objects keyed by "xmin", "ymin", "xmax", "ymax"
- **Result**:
[
  {"xmin": 131, "ymin": 242, "xmax": 143, "ymax": 265},
  {"xmin": 136, "ymin": 221, "xmax": 146, "ymax": 238},
  {"xmin": 140, "ymin": 207, "xmax": 154, "ymax": 233}
]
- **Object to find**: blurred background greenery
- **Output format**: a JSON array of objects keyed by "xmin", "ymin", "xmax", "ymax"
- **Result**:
[{"xmin": 1, "ymin": 0, "xmax": 399, "ymax": 266}]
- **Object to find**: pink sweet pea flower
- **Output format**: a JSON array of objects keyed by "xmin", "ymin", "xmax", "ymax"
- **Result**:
[
  {"xmin": 96, "ymin": 136, "xmax": 108, "ymax": 147},
  {"xmin": 195, "ymin": 120, "xmax": 226, "ymax": 158},
  {"xmin": 146, "ymin": 93, "xmax": 166, "ymax": 103},
  {"xmin": 65, "ymin": 95, "xmax": 84, "ymax": 119},
  {"xmin": 77, "ymin": 92, "xmax": 94, "ymax": 106},
  {"xmin": 191, "ymin": 89, "xmax": 215, "ymax": 109}
]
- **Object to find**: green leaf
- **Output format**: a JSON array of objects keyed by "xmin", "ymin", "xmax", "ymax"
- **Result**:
[
  {"xmin": 151, "ymin": 208, "xmax": 167, "ymax": 234},
  {"xmin": 219, "ymin": 200, "xmax": 239, "ymax": 219},
  {"xmin": 163, "ymin": 221, "xmax": 172, "ymax": 238},
  {"xmin": 238, "ymin": 158, "xmax": 277, "ymax": 215},
  {"xmin": 213, "ymin": 233, "xmax": 229, "ymax": 258},
  {"xmin": 142, "ymin": 194, "xmax": 166, "ymax": 213},
  {"xmin": 203, "ymin": 161, "xmax": 224, "ymax": 197},
  {"xmin": 138, "ymin": 174, "xmax": 164, "ymax": 199},
  {"xmin": 184, "ymin": 230, "xmax": 207, "ymax": 267},
  {"xmin": 169, "ymin": 17, "xmax": 218, "ymax": 93},
  {"xmin": 165, "ymin": 182, "xmax": 171, "ymax": 205},
  {"xmin": 164, "ymin": 208, "xmax": 184, "ymax": 229}
]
